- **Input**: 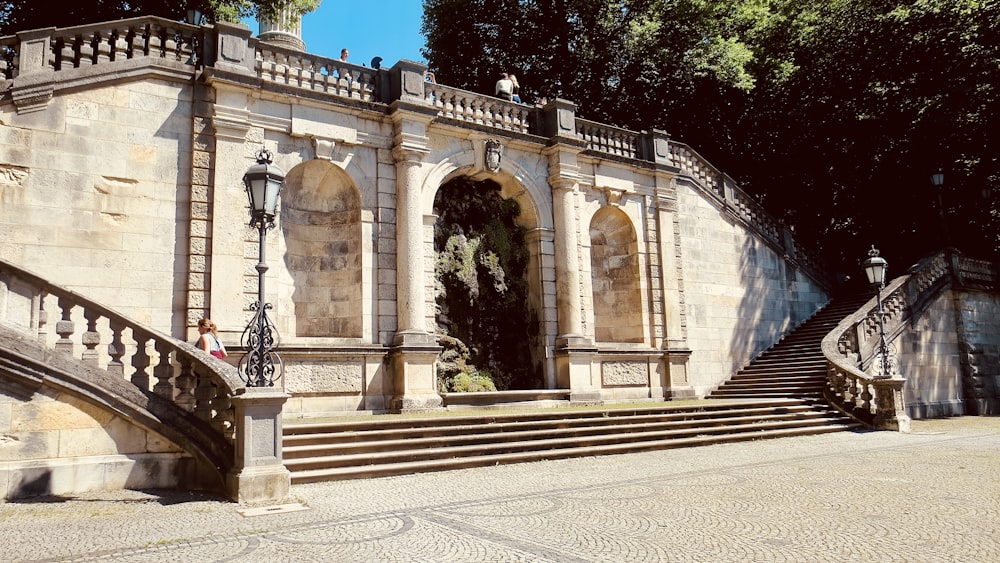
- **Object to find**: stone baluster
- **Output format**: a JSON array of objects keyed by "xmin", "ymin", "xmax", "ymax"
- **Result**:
[
  {"xmin": 846, "ymin": 375, "xmax": 859, "ymax": 410},
  {"xmin": 859, "ymin": 381, "xmax": 873, "ymax": 414},
  {"xmin": 152, "ymin": 339, "xmax": 174, "ymax": 400},
  {"xmin": 130, "ymin": 329, "xmax": 151, "ymax": 390},
  {"xmin": 111, "ymin": 28, "xmax": 128, "ymax": 61},
  {"xmin": 107, "ymin": 319, "xmax": 126, "ymax": 377},
  {"xmin": 54, "ymin": 296, "xmax": 75, "ymax": 355},
  {"xmin": 59, "ymin": 38, "xmax": 75, "ymax": 70},
  {"xmin": 80, "ymin": 308, "xmax": 101, "ymax": 367},
  {"xmin": 174, "ymin": 355, "xmax": 197, "ymax": 412},
  {"xmin": 193, "ymin": 372, "xmax": 218, "ymax": 421},
  {"xmin": 213, "ymin": 391, "xmax": 236, "ymax": 441},
  {"xmin": 95, "ymin": 31, "xmax": 111, "ymax": 64},
  {"xmin": 35, "ymin": 290, "xmax": 49, "ymax": 345},
  {"xmin": 132, "ymin": 25, "xmax": 148, "ymax": 57}
]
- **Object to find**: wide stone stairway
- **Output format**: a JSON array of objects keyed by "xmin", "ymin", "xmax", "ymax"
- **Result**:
[{"xmin": 283, "ymin": 297, "xmax": 869, "ymax": 484}]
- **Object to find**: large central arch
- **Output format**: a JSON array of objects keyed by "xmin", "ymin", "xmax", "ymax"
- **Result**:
[{"xmin": 420, "ymin": 147, "xmax": 556, "ymax": 388}]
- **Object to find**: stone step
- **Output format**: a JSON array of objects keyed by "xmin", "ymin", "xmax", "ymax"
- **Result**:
[
  {"xmin": 283, "ymin": 407, "xmax": 832, "ymax": 453},
  {"xmin": 288, "ymin": 422, "xmax": 861, "ymax": 484}
]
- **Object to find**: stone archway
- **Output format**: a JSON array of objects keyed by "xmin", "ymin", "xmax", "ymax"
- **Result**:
[{"xmin": 432, "ymin": 175, "xmax": 542, "ymax": 390}]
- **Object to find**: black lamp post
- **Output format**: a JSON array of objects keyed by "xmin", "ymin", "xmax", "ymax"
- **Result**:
[
  {"xmin": 862, "ymin": 245, "xmax": 892, "ymax": 378},
  {"xmin": 931, "ymin": 167, "xmax": 949, "ymax": 246},
  {"xmin": 239, "ymin": 148, "xmax": 285, "ymax": 387}
]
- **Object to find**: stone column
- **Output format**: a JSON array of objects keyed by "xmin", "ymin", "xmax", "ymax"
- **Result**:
[
  {"xmin": 549, "ymin": 168, "xmax": 597, "ymax": 400},
  {"xmin": 207, "ymin": 95, "xmax": 256, "ymax": 343},
  {"xmin": 388, "ymin": 109, "xmax": 442, "ymax": 412},
  {"xmin": 226, "ymin": 389, "xmax": 292, "ymax": 503},
  {"xmin": 551, "ymin": 177, "xmax": 586, "ymax": 344}
]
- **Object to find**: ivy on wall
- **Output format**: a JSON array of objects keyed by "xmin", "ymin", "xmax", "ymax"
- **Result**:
[{"xmin": 433, "ymin": 177, "xmax": 540, "ymax": 391}]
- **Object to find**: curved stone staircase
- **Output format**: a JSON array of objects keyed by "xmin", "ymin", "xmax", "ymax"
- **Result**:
[{"xmin": 283, "ymin": 297, "xmax": 869, "ymax": 484}]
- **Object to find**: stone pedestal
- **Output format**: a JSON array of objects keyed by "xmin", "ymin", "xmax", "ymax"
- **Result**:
[
  {"xmin": 390, "ymin": 331, "xmax": 443, "ymax": 412},
  {"xmin": 665, "ymin": 347, "xmax": 695, "ymax": 399},
  {"xmin": 873, "ymin": 377, "xmax": 912, "ymax": 433},
  {"xmin": 555, "ymin": 339, "xmax": 599, "ymax": 402},
  {"xmin": 226, "ymin": 389, "xmax": 292, "ymax": 504}
]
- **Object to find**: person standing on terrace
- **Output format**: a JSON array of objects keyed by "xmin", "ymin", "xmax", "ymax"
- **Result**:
[{"xmin": 495, "ymin": 73, "xmax": 513, "ymax": 101}]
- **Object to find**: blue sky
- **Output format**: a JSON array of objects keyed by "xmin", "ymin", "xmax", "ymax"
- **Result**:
[{"xmin": 246, "ymin": 1, "xmax": 428, "ymax": 67}]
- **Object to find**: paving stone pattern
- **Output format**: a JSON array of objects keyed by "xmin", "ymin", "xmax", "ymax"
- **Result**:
[{"xmin": 1, "ymin": 417, "xmax": 998, "ymax": 562}]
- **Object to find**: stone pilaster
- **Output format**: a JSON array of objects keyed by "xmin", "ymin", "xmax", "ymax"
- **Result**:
[
  {"xmin": 208, "ymin": 96, "xmax": 257, "ymax": 341},
  {"xmin": 546, "ymin": 145, "xmax": 596, "ymax": 399},
  {"xmin": 389, "ymin": 110, "xmax": 441, "ymax": 411}
]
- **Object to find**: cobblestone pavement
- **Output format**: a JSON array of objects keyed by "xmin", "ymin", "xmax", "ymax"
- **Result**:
[{"xmin": 2, "ymin": 417, "xmax": 999, "ymax": 562}]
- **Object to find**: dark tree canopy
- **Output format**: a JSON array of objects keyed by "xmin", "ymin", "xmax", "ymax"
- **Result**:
[{"xmin": 422, "ymin": 0, "xmax": 1000, "ymax": 277}]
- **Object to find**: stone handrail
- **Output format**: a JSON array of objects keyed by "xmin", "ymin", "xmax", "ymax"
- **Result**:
[
  {"xmin": 425, "ymin": 82, "xmax": 533, "ymax": 134},
  {"xmin": 819, "ymin": 250, "xmax": 982, "ymax": 432},
  {"xmin": 0, "ymin": 16, "xmax": 201, "ymax": 81},
  {"xmin": 254, "ymin": 39, "xmax": 378, "ymax": 102},
  {"xmin": 0, "ymin": 257, "xmax": 244, "ymax": 469},
  {"xmin": 576, "ymin": 118, "xmax": 642, "ymax": 159}
]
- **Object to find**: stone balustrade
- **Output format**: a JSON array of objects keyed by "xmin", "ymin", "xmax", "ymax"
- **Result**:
[
  {"xmin": 0, "ymin": 257, "xmax": 289, "ymax": 502},
  {"xmin": 425, "ymin": 82, "xmax": 533, "ymax": 133},
  {"xmin": 256, "ymin": 41, "xmax": 378, "ymax": 102},
  {"xmin": 576, "ymin": 118, "xmax": 642, "ymax": 159},
  {"xmin": 0, "ymin": 16, "xmax": 200, "ymax": 81},
  {"xmin": 819, "ymin": 250, "xmax": 999, "ymax": 431}
]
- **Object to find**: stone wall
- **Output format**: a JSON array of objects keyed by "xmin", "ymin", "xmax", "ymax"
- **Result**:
[
  {"xmin": 0, "ymin": 80, "xmax": 194, "ymax": 334},
  {"xmin": 0, "ymin": 377, "xmax": 191, "ymax": 500},
  {"xmin": 898, "ymin": 289, "xmax": 1000, "ymax": 418},
  {"xmin": 898, "ymin": 290, "xmax": 963, "ymax": 418},
  {"xmin": 956, "ymin": 291, "xmax": 1000, "ymax": 414},
  {"xmin": 676, "ymin": 183, "xmax": 828, "ymax": 395}
]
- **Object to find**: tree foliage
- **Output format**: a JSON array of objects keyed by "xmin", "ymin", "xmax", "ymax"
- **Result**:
[
  {"xmin": 0, "ymin": 0, "xmax": 320, "ymax": 34},
  {"xmin": 422, "ymin": 0, "xmax": 1000, "ymax": 276}
]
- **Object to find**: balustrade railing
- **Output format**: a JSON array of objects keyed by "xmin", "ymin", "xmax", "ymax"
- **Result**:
[
  {"xmin": 820, "ymin": 250, "xmax": 998, "ymax": 431},
  {"xmin": 255, "ymin": 40, "xmax": 378, "ymax": 102},
  {"xmin": 577, "ymin": 119, "xmax": 641, "ymax": 159},
  {"xmin": 0, "ymin": 257, "xmax": 244, "ymax": 467},
  {"xmin": 0, "ymin": 16, "xmax": 201, "ymax": 81},
  {"xmin": 425, "ymin": 82, "xmax": 532, "ymax": 133}
]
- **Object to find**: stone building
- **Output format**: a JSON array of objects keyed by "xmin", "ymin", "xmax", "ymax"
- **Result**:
[
  {"xmin": 0, "ymin": 15, "xmax": 836, "ymax": 418},
  {"xmin": 2, "ymin": 14, "xmax": 998, "ymax": 502}
]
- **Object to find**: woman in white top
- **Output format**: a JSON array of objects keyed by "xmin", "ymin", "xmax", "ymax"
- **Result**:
[{"xmin": 197, "ymin": 317, "xmax": 228, "ymax": 359}]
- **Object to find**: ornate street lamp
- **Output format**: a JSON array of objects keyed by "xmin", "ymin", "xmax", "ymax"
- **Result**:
[
  {"xmin": 862, "ymin": 245, "xmax": 892, "ymax": 378},
  {"xmin": 931, "ymin": 167, "xmax": 949, "ymax": 246},
  {"xmin": 239, "ymin": 147, "xmax": 285, "ymax": 387}
]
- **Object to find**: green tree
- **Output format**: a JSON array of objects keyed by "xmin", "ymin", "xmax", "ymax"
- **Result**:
[
  {"xmin": 0, "ymin": 1, "xmax": 320, "ymax": 34},
  {"xmin": 422, "ymin": 0, "xmax": 1000, "ymax": 275}
]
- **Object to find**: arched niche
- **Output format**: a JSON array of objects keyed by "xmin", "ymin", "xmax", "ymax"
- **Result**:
[
  {"xmin": 279, "ymin": 160, "xmax": 362, "ymax": 338},
  {"xmin": 590, "ymin": 206, "xmax": 643, "ymax": 343}
]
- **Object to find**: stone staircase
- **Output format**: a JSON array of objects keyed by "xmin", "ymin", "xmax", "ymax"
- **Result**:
[
  {"xmin": 709, "ymin": 295, "xmax": 870, "ymax": 400},
  {"xmin": 284, "ymin": 399, "xmax": 862, "ymax": 484},
  {"xmin": 282, "ymin": 296, "xmax": 869, "ymax": 484}
]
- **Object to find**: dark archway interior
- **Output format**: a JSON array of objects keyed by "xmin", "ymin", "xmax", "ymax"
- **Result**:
[{"xmin": 433, "ymin": 176, "xmax": 541, "ymax": 390}]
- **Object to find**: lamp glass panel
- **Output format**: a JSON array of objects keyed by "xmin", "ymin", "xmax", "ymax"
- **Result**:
[
  {"xmin": 248, "ymin": 177, "xmax": 267, "ymax": 213},
  {"xmin": 264, "ymin": 176, "xmax": 282, "ymax": 215}
]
